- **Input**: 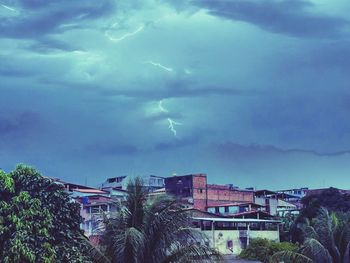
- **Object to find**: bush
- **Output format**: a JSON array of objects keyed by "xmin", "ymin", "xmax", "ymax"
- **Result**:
[{"xmin": 239, "ymin": 238, "xmax": 298, "ymax": 263}]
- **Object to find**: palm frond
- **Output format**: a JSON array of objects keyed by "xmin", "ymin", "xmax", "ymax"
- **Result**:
[
  {"xmin": 302, "ymin": 238, "xmax": 333, "ymax": 263},
  {"xmin": 78, "ymin": 234, "xmax": 111, "ymax": 263},
  {"xmin": 161, "ymin": 243, "xmax": 222, "ymax": 263},
  {"xmin": 343, "ymin": 241, "xmax": 350, "ymax": 263},
  {"xmin": 270, "ymin": 250, "xmax": 313, "ymax": 263}
]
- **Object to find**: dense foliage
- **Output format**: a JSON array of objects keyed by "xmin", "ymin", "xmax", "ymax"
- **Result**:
[
  {"xmin": 239, "ymin": 238, "xmax": 298, "ymax": 263},
  {"xmin": 300, "ymin": 188, "xmax": 350, "ymax": 220},
  {"xmin": 0, "ymin": 165, "xmax": 93, "ymax": 262},
  {"xmin": 272, "ymin": 208, "xmax": 350, "ymax": 263},
  {"xmin": 290, "ymin": 188, "xmax": 350, "ymax": 243},
  {"xmin": 101, "ymin": 177, "xmax": 221, "ymax": 263}
]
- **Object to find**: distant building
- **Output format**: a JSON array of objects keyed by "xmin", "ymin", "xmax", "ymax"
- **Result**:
[
  {"xmin": 277, "ymin": 187, "xmax": 309, "ymax": 199},
  {"xmin": 254, "ymin": 190, "xmax": 298, "ymax": 216},
  {"xmin": 101, "ymin": 175, "xmax": 165, "ymax": 193},
  {"xmin": 52, "ymin": 178, "xmax": 125, "ymax": 240},
  {"xmin": 164, "ymin": 174, "xmax": 254, "ymax": 211}
]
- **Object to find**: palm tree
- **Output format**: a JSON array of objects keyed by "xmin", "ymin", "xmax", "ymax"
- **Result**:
[
  {"xmin": 271, "ymin": 207, "xmax": 350, "ymax": 263},
  {"xmin": 101, "ymin": 177, "xmax": 221, "ymax": 263}
]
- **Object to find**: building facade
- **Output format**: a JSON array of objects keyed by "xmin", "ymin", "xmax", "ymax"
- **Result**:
[
  {"xmin": 193, "ymin": 217, "xmax": 280, "ymax": 255},
  {"xmin": 101, "ymin": 174, "xmax": 165, "ymax": 193},
  {"xmin": 165, "ymin": 174, "xmax": 254, "ymax": 210}
]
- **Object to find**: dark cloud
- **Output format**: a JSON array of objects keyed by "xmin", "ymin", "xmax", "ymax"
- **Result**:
[
  {"xmin": 215, "ymin": 142, "xmax": 350, "ymax": 158},
  {"xmin": 0, "ymin": 111, "xmax": 42, "ymax": 137},
  {"xmin": 0, "ymin": 64, "xmax": 32, "ymax": 77},
  {"xmin": 190, "ymin": 0, "xmax": 347, "ymax": 38},
  {"xmin": 26, "ymin": 38, "xmax": 79, "ymax": 53},
  {"xmin": 86, "ymin": 142, "xmax": 139, "ymax": 156},
  {"xmin": 282, "ymin": 41, "xmax": 350, "ymax": 72},
  {"xmin": 0, "ymin": 0, "xmax": 115, "ymax": 39},
  {"xmin": 102, "ymin": 81, "xmax": 264, "ymax": 100},
  {"xmin": 154, "ymin": 136, "xmax": 199, "ymax": 151}
]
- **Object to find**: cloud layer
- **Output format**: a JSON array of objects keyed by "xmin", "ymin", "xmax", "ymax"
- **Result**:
[{"xmin": 1, "ymin": 0, "xmax": 350, "ymax": 189}]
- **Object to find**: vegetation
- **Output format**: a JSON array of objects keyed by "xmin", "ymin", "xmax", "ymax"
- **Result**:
[
  {"xmin": 300, "ymin": 188, "xmax": 350, "ymax": 220},
  {"xmin": 239, "ymin": 238, "xmax": 298, "ymax": 263},
  {"xmin": 290, "ymin": 188, "xmax": 350, "ymax": 243},
  {"xmin": 0, "ymin": 165, "xmax": 94, "ymax": 263},
  {"xmin": 101, "ymin": 177, "xmax": 221, "ymax": 263},
  {"xmin": 271, "ymin": 208, "xmax": 350, "ymax": 263},
  {"xmin": 279, "ymin": 212, "xmax": 299, "ymax": 242}
]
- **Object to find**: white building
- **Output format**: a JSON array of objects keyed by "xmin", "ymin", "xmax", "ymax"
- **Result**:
[{"xmin": 193, "ymin": 217, "xmax": 280, "ymax": 255}]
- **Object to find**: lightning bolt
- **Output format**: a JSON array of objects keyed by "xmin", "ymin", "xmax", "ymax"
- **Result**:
[
  {"xmin": 158, "ymin": 100, "xmax": 168, "ymax": 113},
  {"xmin": 167, "ymin": 118, "xmax": 182, "ymax": 137},
  {"xmin": 144, "ymin": 61, "xmax": 174, "ymax": 72},
  {"xmin": 157, "ymin": 100, "xmax": 182, "ymax": 137},
  {"xmin": 1, "ymin": 4, "xmax": 16, "ymax": 12},
  {"xmin": 105, "ymin": 24, "xmax": 144, "ymax": 43}
]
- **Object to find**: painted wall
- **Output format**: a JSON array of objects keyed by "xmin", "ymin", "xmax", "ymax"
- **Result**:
[{"xmin": 201, "ymin": 230, "xmax": 280, "ymax": 255}]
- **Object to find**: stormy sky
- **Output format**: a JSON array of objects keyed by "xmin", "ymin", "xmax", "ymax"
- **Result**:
[{"xmin": 1, "ymin": 0, "xmax": 350, "ymax": 189}]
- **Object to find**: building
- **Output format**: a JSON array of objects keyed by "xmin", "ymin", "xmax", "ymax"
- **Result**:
[
  {"xmin": 52, "ymin": 178, "xmax": 125, "ymax": 239},
  {"xmin": 206, "ymin": 202, "xmax": 264, "ymax": 217},
  {"xmin": 277, "ymin": 187, "xmax": 309, "ymax": 199},
  {"xmin": 193, "ymin": 217, "xmax": 280, "ymax": 255},
  {"xmin": 101, "ymin": 174, "xmax": 165, "ymax": 193},
  {"xmin": 254, "ymin": 189, "xmax": 297, "ymax": 216},
  {"xmin": 164, "ymin": 174, "xmax": 254, "ymax": 211}
]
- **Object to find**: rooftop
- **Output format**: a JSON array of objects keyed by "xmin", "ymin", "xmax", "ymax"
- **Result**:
[{"xmin": 193, "ymin": 217, "xmax": 280, "ymax": 223}]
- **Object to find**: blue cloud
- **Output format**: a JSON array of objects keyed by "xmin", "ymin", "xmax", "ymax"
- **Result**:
[{"xmin": 182, "ymin": 0, "xmax": 348, "ymax": 38}]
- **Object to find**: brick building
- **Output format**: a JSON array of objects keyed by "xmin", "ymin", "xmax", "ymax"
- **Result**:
[{"xmin": 164, "ymin": 174, "xmax": 254, "ymax": 211}]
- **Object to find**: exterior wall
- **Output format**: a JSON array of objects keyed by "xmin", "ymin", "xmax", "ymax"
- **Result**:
[
  {"xmin": 202, "ymin": 230, "xmax": 280, "ymax": 255},
  {"xmin": 193, "ymin": 174, "xmax": 208, "ymax": 210},
  {"xmin": 165, "ymin": 174, "xmax": 254, "ymax": 211},
  {"xmin": 102, "ymin": 175, "xmax": 164, "ymax": 192},
  {"xmin": 255, "ymin": 197, "xmax": 278, "ymax": 215},
  {"xmin": 165, "ymin": 174, "xmax": 195, "ymax": 198},
  {"xmin": 278, "ymin": 188, "xmax": 308, "ymax": 199},
  {"xmin": 206, "ymin": 187, "xmax": 254, "ymax": 206}
]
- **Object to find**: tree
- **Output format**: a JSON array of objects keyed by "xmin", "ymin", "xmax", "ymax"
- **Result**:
[
  {"xmin": 239, "ymin": 238, "xmax": 298, "ymax": 263},
  {"xmin": 272, "ymin": 208, "xmax": 350, "ymax": 263},
  {"xmin": 0, "ymin": 165, "xmax": 94, "ymax": 262},
  {"xmin": 101, "ymin": 177, "xmax": 221, "ymax": 263},
  {"xmin": 300, "ymin": 188, "xmax": 350, "ymax": 220},
  {"xmin": 290, "ymin": 188, "xmax": 350, "ymax": 243}
]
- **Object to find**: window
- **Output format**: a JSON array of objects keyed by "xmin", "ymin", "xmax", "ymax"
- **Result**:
[
  {"xmin": 198, "ymin": 188, "xmax": 203, "ymax": 193},
  {"xmin": 207, "ymin": 207, "xmax": 216, "ymax": 213},
  {"xmin": 108, "ymin": 178, "xmax": 116, "ymax": 183}
]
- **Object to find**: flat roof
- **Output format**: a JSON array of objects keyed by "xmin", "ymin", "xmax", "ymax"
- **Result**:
[
  {"xmin": 206, "ymin": 202, "xmax": 264, "ymax": 208},
  {"xmin": 193, "ymin": 217, "xmax": 280, "ymax": 223}
]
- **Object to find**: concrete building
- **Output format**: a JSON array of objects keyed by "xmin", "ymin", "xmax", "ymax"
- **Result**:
[
  {"xmin": 277, "ymin": 187, "xmax": 309, "ymax": 199},
  {"xmin": 101, "ymin": 174, "xmax": 165, "ymax": 193},
  {"xmin": 254, "ymin": 190, "xmax": 297, "ymax": 216},
  {"xmin": 193, "ymin": 217, "xmax": 280, "ymax": 255},
  {"xmin": 164, "ymin": 174, "xmax": 254, "ymax": 211}
]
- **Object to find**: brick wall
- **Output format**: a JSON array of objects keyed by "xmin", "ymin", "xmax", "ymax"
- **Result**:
[
  {"xmin": 206, "ymin": 185, "xmax": 254, "ymax": 207},
  {"xmin": 192, "ymin": 174, "xmax": 207, "ymax": 210}
]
